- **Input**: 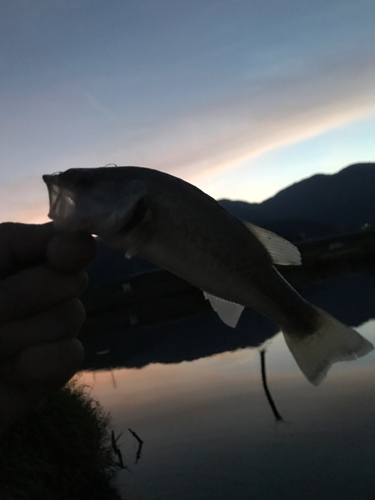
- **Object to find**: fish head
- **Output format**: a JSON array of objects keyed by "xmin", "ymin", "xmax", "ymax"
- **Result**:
[{"xmin": 43, "ymin": 167, "xmax": 148, "ymax": 236}]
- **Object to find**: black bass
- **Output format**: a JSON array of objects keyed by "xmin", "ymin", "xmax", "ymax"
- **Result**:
[{"xmin": 43, "ymin": 166, "xmax": 373, "ymax": 384}]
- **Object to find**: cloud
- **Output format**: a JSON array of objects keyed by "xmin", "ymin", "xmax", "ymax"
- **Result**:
[
  {"xmin": 100, "ymin": 53, "xmax": 375, "ymax": 184},
  {"xmin": 1, "ymin": 50, "xmax": 374, "ymax": 223}
]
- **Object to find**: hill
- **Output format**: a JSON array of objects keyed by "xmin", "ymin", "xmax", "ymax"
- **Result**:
[{"xmin": 220, "ymin": 162, "xmax": 375, "ymax": 239}]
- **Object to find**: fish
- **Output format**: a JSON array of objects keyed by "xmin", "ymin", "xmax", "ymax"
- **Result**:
[{"xmin": 43, "ymin": 166, "xmax": 373, "ymax": 385}]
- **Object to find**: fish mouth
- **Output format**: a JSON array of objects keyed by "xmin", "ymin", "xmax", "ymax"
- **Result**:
[
  {"xmin": 43, "ymin": 174, "xmax": 76, "ymax": 228},
  {"xmin": 43, "ymin": 170, "xmax": 149, "ymax": 235}
]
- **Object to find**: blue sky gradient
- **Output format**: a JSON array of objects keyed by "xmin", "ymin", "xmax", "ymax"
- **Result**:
[{"xmin": 1, "ymin": 0, "xmax": 375, "ymax": 222}]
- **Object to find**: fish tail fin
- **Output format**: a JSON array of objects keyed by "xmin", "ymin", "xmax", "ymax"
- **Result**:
[{"xmin": 282, "ymin": 307, "xmax": 373, "ymax": 385}]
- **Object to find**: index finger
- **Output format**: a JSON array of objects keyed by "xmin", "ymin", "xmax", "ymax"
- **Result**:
[{"xmin": 0, "ymin": 223, "xmax": 54, "ymax": 277}]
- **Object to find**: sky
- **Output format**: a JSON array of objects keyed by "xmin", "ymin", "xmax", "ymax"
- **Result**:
[{"xmin": 1, "ymin": 0, "xmax": 375, "ymax": 223}]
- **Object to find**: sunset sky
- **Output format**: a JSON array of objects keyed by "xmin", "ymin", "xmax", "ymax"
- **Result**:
[{"xmin": 1, "ymin": 0, "xmax": 375, "ymax": 223}]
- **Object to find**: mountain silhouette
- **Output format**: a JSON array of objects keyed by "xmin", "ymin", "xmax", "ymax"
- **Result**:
[{"xmin": 220, "ymin": 162, "xmax": 375, "ymax": 239}]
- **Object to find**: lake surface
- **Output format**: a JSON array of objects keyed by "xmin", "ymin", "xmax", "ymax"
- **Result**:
[{"xmin": 78, "ymin": 271, "xmax": 375, "ymax": 500}]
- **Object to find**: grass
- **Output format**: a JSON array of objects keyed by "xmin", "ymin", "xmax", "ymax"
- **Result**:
[{"xmin": 0, "ymin": 381, "xmax": 124, "ymax": 500}]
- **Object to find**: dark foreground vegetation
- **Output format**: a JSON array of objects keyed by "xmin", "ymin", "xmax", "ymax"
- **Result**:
[{"xmin": 0, "ymin": 382, "xmax": 123, "ymax": 500}]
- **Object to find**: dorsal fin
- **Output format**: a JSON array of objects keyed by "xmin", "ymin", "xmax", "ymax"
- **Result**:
[
  {"xmin": 243, "ymin": 221, "xmax": 301, "ymax": 266},
  {"xmin": 203, "ymin": 292, "xmax": 244, "ymax": 328}
]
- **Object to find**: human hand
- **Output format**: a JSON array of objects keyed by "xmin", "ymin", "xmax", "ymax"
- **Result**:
[{"xmin": 0, "ymin": 223, "xmax": 97, "ymax": 438}]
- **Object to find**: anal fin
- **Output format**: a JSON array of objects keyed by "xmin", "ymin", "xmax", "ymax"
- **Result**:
[{"xmin": 203, "ymin": 292, "xmax": 244, "ymax": 328}]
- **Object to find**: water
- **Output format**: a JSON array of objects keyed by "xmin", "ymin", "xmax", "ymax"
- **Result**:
[{"xmin": 78, "ymin": 271, "xmax": 375, "ymax": 499}]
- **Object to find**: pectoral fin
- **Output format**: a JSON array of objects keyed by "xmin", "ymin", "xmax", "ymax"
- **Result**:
[
  {"xmin": 243, "ymin": 221, "xmax": 301, "ymax": 266},
  {"xmin": 114, "ymin": 179, "xmax": 148, "ymax": 229},
  {"xmin": 203, "ymin": 292, "xmax": 244, "ymax": 328}
]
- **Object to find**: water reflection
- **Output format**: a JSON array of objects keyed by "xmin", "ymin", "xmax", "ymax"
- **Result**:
[
  {"xmin": 78, "ymin": 271, "xmax": 375, "ymax": 499},
  {"xmin": 81, "ymin": 271, "xmax": 375, "ymax": 372}
]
